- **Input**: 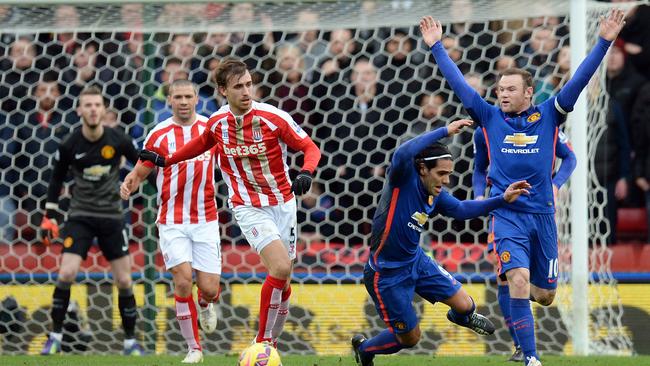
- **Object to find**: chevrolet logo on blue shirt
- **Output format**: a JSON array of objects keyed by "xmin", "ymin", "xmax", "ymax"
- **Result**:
[{"xmin": 503, "ymin": 133, "xmax": 538, "ymax": 147}]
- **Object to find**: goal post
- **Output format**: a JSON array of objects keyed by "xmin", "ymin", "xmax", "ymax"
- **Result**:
[
  {"xmin": 0, "ymin": 0, "xmax": 637, "ymax": 357},
  {"xmin": 569, "ymin": 0, "xmax": 589, "ymax": 356}
]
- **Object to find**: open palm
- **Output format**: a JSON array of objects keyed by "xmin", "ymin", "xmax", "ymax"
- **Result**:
[
  {"xmin": 419, "ymin": 16, "xmax": 443, "ymax": 47},
  {"xmin": 599, "ymin": 8, "xmax": 626, "ymax": 41}
]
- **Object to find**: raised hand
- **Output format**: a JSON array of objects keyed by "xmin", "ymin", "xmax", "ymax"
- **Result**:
[
  {"xmin": 419, "ymin": 16, "xmax": 443, "ymax": 47},
  {"xmin": 599, "ymin": 8, "xmax": 626, "ymax": 41},
  {"xmin": 447, "ymin": 119, "xmax": 473, "ymax": 135},
  {"xmin": 503, "ymin": 180, "xmax": 532, "ymax": 203}
]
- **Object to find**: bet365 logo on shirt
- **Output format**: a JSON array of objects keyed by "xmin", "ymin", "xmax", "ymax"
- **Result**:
[{"xmin": 223, "ymin": 142, "xmax": 267, "ymax": 157}]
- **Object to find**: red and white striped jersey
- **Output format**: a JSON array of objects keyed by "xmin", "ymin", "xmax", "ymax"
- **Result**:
[
  {"xmin": 143, "ymin": 115, "xmax": 219, "ymax": 224},
  {"xmin": 207, "ymin": 101, "xmax": 312, "ymax": 208}
]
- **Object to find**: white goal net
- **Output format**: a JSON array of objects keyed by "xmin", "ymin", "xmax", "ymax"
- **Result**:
[{"xmin": 0, "ymin": 0, "xmax": 637, "ymax": 357}]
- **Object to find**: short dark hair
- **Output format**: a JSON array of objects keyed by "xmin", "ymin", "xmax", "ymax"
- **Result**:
[
  {"xmin": 498, "ymin": 68, "xmax": 533, "ymax": 88},
  {"xmin": 78, "ymin": 85, "xmax": 106, "ymax": 106},
  {"xmin": 414, "ymin": 143, "xmax": 452, "ymax": 170},
  {"xmin": 168, "ymin": 79, "xmax": 197, "ymax": 96},
  {"xmin": 215, "ymin": 58, "xmax": 248, "ymax": 89}
]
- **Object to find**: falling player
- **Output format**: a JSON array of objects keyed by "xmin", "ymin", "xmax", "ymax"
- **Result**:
[
  {"xmin": 473, "ymin": 128, "xmax": 576, "ymax": 362},
  {"xmin": 120, "ymin": 79, "xmax": 221, "ymax": 364},
  {"xmin": 138, "ymin": 58, "xmax": 321, "ymax": 348},
  {"xmin": 351, "ymin": 119, "xmax": 531, "ymax": 366},
  {"xmin": 421, "ymin": 9, "xmax": 625, "ymax": 365}
]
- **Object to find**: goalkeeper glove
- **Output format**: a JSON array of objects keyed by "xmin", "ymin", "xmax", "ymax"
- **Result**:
[
  {"xmin": 139, "ymin": 149, "xmax": 166, "ymax": 167},
  {"xmin": 40, "ymin": 207, "xmax": 61, "ymax": 246},
  {"xmin": 291, "ymin": 170, "xmax": 313, "ymax": 195}
]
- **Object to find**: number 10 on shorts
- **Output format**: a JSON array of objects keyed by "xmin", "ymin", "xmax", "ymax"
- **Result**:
[{"xmin": 548, "ymin": 258, "xmax": 559, "ymax": 279}]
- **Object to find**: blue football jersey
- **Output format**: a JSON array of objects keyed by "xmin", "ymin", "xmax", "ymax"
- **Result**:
[
  {"xmin": 466, "ymin": 97, "xmax": 565, "ymax": 214},
  {"xmin": 369, "ymin": 127, "xmax": 505, "ymax": 270},
  {"xmin": 430, "ymin": 36, "xmax": 612, "ymax": 214}
]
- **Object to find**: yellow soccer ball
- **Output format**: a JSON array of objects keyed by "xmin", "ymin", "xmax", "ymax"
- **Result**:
[{"xmin": 238, "ymin": 342, "xmax": 282, "ymax": 366}]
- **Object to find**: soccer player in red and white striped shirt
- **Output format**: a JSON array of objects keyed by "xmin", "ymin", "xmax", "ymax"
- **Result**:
[
  {"xmin": 121, "ymin": 80, "xmax": 221, "ymax": 364},
  {"xmin": 139, "ymin": 59, "xmax": 321, "ymax": 347}
]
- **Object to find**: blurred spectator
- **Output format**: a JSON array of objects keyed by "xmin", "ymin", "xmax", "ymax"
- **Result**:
[
  {"xmin": 44, "ymin": 5, "xmax": 92, "ymax": 69},
  {"xmin": 321, "ymin": 59, "xmax": 400, "ymax": 171},
  {"xmin": 61, "ymin": 42, "xmax": 116, "ymax": 97},
  {"xmin": 535, "ymin": 45, "xmax": 571, "ymax": 104},
  {"xmin": 441, "ymin": 36, "xmax": 467, "ymax": 72},
  {"xmin": 0, "ymin": 6, "xmax": 18, "ymax": 50},
  {"xmin": 315, "ymin": 29, "xmax": 358, "ymax": 84},
  {"xmin": 266, "ymin": 44, "xmax": 314, "ymax": 126},
  {"xmin": 631, "ymin": 81, "xmax": 650, "ymax": 241},
  {"xmin": 447, "ymin": 0, "xmax": 500, "ymax": 73},
  {"xmin": 198, "ymin": 27, "xmax": 233, "ymax": 58},
  {"xmin": 289, "ymin": 9, "xmax": 328, "ymax": 82},
  {"xmin": 619, "ymin": 4, "xmax": 650, "ymax": 80},
  {"xmin": 406, "ymin": 93, "xmax": 449, "ymax": 138},
  {"xmin": 594, "ymin": 100, "xmax": 632, "ymax": 244},
  {"xmin": 374, "ymin": 31, "xmax": 422, "ymax": 106},
  {"xmin": 464, "ymin": 72, "xmax": 487, "ymax": 97},
  {"xmin": 120, "ymin": 3, "xmax": 144, "ymax": 29},
  {"xmin": 0, "ymin": 111, "xmax": 17, "ymax": 242},
  {"xmin": 606, "ymin": 45, "xmax": 646, "ymax": 129},
  {"xmin": 166, "ymin": 34, "xmax": 201, "ymax": 73},
  {"xmin": 157, "ymin": 4, "xmax": 187, "ymax": 27},
  {"xmin": 516, "ymin": 26, "xmax": 559, "ymax": 79},
  {"xmin": 229, "ymin": 2, "xmax": 275, "ymax": 70},
  {"xmin": 202, "ymin": 3, "xmax": 227, "ymax": 21},
  {"xmin": 12, "ymin": 74, "xmax": 74, "ymax": 223},
  {"xmin": 0, "ymin": 38, "xmax": 45, "ymax": 113},
  {"xmin": 103, "ymin": 109, "xmax": 119, "ymax": 129},
  {"xmin": 297, "ymin": 182, "xmax": 338, "ymax": 238}
]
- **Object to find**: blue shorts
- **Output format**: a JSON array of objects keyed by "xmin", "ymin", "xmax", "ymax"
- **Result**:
[
  {"xmin": 488, "ymin": 209, "xmax": 558, "ymax": 290},
  {"xmin": 364, "ymin": 252, "xmax": 462, "ymax": 334}
]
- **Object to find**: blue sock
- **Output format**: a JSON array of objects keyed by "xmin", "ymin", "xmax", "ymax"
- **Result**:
[
  {"xmin": 510, "ymin": 298, "xmax": 537, "ymax": 361},
  {"xmin": 448, "ymin": 297, "xmax": 476, "ymax": 325},
  {"xmin": 498, "ymin": 285, "xmax": 519, "ymax": 347},
  {"xmin": 359, "ymin": 329, "xmax": 405, "ymax": 356}
]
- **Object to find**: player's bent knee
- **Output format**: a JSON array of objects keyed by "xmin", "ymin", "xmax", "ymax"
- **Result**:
[
  {"xmin": 58, "ymin": 269, "xmax": 78, "ymax": 283},
  {"xmin": 269, "ymin": 260, "xmax": 292, "ymax": 279},
  {"xmin": 171, "ymin": 272, "xmax": 194, "ymax": 296},
  {"xmin": 199, "ymin": 287, "xmax": 219, "ymax": 300},
  {"xmin": 535, "ymin": 291, "xmax": 555, "ymax": 306},
  {"xmin": 396, "ymin": 328, "xmax": 421, "ymax": 347},
  {"xmin": 507, "ymin": 272, "xmax": 530, "ymax": 290},
  {"xmin": 115, "ymin": 276, "xmax": 132, "ymax": 289}
]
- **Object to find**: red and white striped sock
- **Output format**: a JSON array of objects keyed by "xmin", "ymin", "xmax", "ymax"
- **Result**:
[
  {"xmin": 271, "ymin": 285, "xmax": 291, "ymax": 346},
  {"xmin": 175, "ymin": 294, "xmax": 201, "ymax": 351},
  {"xmin": 197, "ymin": 287, "xmax": 221, "ymax": 308},
  {"xmin": 256, "ymin": 275, "xmax": 286, "ymax": 343}
]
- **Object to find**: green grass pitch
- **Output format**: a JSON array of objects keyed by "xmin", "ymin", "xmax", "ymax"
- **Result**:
[{"xmin": 2, "ymin": 355, "xmax": 650, "ymax": 366}]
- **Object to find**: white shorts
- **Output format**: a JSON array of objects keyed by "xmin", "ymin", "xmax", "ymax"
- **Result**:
[
  {"xmin": 158, "ymin": 220, "xmax": 222, "ymax": 274},
  {"xmin": 232, "ymin": 198, "xmax": 297, "ymax": 260}
]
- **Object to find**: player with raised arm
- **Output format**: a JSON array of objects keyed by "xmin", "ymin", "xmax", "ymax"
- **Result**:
[
  {"xmin": 138, "ymin": 58, "xmax": 322, "ymax": 348},
  {"xmin": 473, "ymin": 128, "xmax": 577, "ymax": 362},
  {"xmin": 120, "ymin": 79, "xmax": 221, "ymax": 364},
  {"xmin": 351, "ymin": 119, "xmax": 531, "ymax": 366},
  {"xmin": 39, "ymin": 86, "xmax": 143, "ymax": 356},
  {"xmin": 421, "ymin": 10, "xmax": 625, "ymax": 366}
]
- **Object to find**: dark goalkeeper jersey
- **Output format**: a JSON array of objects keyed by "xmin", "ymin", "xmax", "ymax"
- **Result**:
[{"xmin": 47, "ymin": 126, "xmax": 139, "ymax": 219}]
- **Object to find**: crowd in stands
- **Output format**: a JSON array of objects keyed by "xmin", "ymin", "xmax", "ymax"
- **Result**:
[{"xmin": 0, "ymin": 1, "xmax": 648, "ymax": 250}]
